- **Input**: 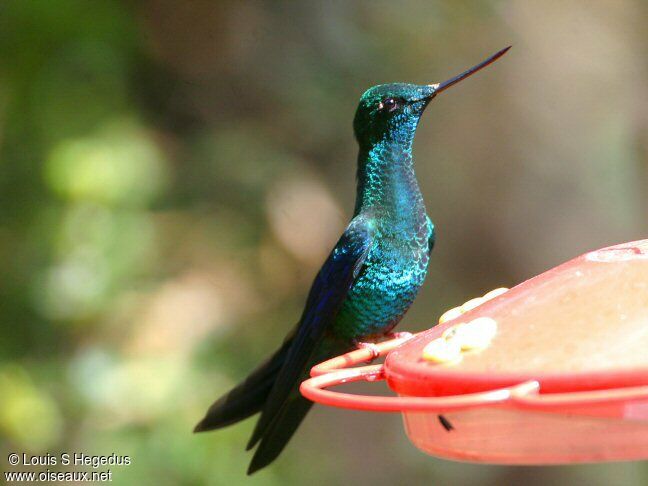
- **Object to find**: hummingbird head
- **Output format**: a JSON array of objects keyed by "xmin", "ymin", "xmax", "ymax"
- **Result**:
[
  {"xmin": 353, "ymin": 83, "xmax": 436, "ymax": 147},
  {"xmin": 353, "ymin": 46, "xmax": 511, "ymax": 148}
]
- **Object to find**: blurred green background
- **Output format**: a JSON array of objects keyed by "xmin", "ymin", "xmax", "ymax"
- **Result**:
[{"xmin": 1, "ymin": 1, "xmax": 647, "ymax": 484}]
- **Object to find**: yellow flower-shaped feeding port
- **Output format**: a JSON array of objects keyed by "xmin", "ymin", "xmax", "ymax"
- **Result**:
[
  {"xmin": 444, "ymin": 317, "xmax": 498, "ymax": 351},
  {"xmin": 421, "ymin": 338, "xmax": 462, "ymax": 364},
  {"xmin": 423, "ymin": 287, "xmax": 506, "ymax": 364},
  {"xmin": 438, "ymin": 287, "xmax": 508, "ymax": 324}
]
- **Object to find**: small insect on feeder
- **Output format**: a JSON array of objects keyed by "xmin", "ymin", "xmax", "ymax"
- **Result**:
[{"xmin": 300, "ymin": 240, "xmax": 648, "ymax": 464}]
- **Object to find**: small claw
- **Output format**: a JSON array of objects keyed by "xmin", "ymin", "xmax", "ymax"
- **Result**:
[
  {"xmin": 387, "ymin": 331, "xmax": 414, "ymax": 340},
  {"xmin": 355, "ymin": 342, "xmax": 381, "ymax": 361}
]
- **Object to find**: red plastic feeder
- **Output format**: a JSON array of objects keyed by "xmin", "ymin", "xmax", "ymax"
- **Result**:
[{"xmin": 300, "ymin": 240, "xmax": 648, "ymax": 464}]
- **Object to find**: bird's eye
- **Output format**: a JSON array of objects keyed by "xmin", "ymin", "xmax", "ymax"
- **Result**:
[{"xmin": 378, "ymin": 97, "xmax": 400, "ymax": 112}]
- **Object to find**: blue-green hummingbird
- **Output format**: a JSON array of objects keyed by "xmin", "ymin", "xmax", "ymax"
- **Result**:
[{"xmin": 194, "ymin": 46, "xmax": 510, "ymax": 474}]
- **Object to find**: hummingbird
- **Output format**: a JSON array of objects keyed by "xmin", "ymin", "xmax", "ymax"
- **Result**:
[{"xmin": 194, "ymin": 46, "xmax": 510, "ymax": 474}]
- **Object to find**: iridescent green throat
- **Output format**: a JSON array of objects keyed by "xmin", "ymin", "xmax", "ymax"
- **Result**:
[{"xmin": 354, "ymin": 127, "xmax": 425, "ymax": 225}]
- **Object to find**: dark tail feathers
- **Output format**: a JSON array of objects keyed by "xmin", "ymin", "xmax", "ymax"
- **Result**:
[
  {"xmin": 194, "ymin": 337, "xmax": 292, "ymax": 433},
  {"xmin": 247, "ymin": 396, "xmax": 313, "ymax": 475},
  {"xmin": 195, "ymin": 336, "xmax": 345, "ymax": 474}
]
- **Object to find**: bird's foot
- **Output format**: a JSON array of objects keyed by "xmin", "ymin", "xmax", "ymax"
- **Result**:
[
  {"xmin": 354, "ymin": 341, "xmax": 381, "ymax": 362},
  {"xmin": 353, "ymin": 333, "xmax": 413, "ymax": 363}
]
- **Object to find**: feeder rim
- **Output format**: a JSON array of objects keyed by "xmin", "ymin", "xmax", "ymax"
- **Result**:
[{"xmin": 300, "ymin": 332, "xmax": 648, "ymax": 413}]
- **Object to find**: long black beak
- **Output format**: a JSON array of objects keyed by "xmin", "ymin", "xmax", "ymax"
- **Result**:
[{"xmin": 434, "ymin": 46, "xmax": 511, "ymax": 95}]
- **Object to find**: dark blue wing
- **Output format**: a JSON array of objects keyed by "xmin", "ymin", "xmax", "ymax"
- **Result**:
[{"xmin": 246, "ymin": 216, "xmax": 373, "ymax": 453}]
